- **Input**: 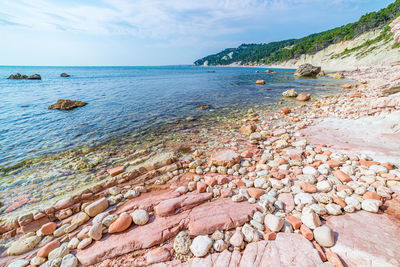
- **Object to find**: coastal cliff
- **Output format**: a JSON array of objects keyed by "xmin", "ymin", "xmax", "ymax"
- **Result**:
[{"xmin": 195, "ymin": 0, "xmax": 400, "ymax": 70}]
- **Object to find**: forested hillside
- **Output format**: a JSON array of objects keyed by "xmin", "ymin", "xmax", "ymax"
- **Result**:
[{"xmin": 194, "ymin": 0, "xmax": 400, "ymax": 66}]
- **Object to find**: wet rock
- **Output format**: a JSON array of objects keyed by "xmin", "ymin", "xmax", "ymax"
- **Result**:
[
  {"xmin": 190, "ymin": 235, "xmax": 213, "ymax": 257},
  {"xmin": 7, "ymin": 236, "xmax": 41, "ymax": 256},
  {"xmin": 296, "ymin": 92, "xmax": 311, "ymax": 101},
  {"xmin": 282, "ymin": 89, "xmax": 298, "ymax": 97},
  {"xmin": 256, "ymin": 80, "xmax": 265, "ymax": 85},
  {"xmin": 60, "ymin": 73, "xmax": 70, "ymax": 77},
  {"xmin": 48, "ymin": 99, "xmax": 88, "ymax": 110}
]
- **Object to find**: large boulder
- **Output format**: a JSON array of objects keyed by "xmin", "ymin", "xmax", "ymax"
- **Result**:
[
  {"xmin": 48, "ymin": 99, "xmax": 88, "ymax": 110},
  {"xmin": 294, "ymin": 64, "xmax": 321, "ymax": 77}
]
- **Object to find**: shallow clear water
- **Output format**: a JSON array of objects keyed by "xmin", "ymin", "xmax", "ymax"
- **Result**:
[{"xmin": 0, "ymin": 66, "xmax": 345, "ymax": 169}]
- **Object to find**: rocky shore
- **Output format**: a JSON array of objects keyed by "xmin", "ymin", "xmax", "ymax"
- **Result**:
[{"xmin": 1, "ymin": 66, "xmax": 400, "ymax": 267}]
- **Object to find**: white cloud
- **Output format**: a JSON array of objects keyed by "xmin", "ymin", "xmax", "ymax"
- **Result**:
[{"xmin": 0, "ymin": 0, "xmax": 363, "ymax": 39}]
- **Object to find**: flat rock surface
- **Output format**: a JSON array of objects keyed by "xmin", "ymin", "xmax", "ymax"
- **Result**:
[
  {"xmin": 76, "ymin": 199, "xmax": 256, "ymax": 265},
  {"xmin": 327, "ymin": 211, "xmax": 400, "ymax": 267},
  {"xmin": 157, "ymin": 233, "xmax": 328, "ymax": 267},
  {"xmin": 301, "ymin": 112, "xmax": 400, "ymax": 164}
]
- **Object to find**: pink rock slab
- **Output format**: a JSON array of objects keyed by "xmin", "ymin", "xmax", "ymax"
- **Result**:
[
  {"xmin": 327, "ymin": 211, "xmax": 400, "ymax": 267},
  {"xmin": 76, "ymin": 200, "xmax": 256, "ymax": 265},
  {"xmin": 156, "ymin": 233, "xmax": 328, "ymax": 267}
]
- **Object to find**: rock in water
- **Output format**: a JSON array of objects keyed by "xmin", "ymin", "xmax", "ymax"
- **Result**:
[
  {"xmin": 296, "ymin": 92, "xmax": 311, "ymax": 101},
  {"xmin": 7, "ymin": 73, "xmax": 41, "ymax": 80},
  {"xmin": 48, "ymin": 99, "xmax": 88, "ymax": 110},
  {"xmin": 282, "ymin": 89, "xmax": 298, "ymax": 97},
  {"xmin": 60, "ymin": 73, "xmax": 70, "ymax": 77},
  {"xmin": 26, "ymin": 74, "xmax": 41, "ymax": 80},
  {"xmin": 294, "ymin": 64, "xmax": 321, "ymax": 77},
  {"xmin": 256, "ymin": 80, "xmax": 265, "ymax": 85}
]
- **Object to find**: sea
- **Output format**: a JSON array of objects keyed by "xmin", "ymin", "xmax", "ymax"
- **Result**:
[{"xmin": 0, "ymin": 65, "xmax": 346, "ymax": 170}]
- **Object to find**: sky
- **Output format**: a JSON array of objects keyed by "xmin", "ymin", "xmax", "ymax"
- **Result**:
[{"xmin": 0, "ymin": 0, "xmax": 395, "ymax": 66}]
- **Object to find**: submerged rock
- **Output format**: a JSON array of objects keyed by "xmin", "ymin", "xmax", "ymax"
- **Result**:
[
  {"xmin": 282, "ymin": 89, "xmax": 298, "ymax": 97},
  {"xmin": 294, "ymin": 64, "xmax": 321, "ymax": 77},
  {"xmin": 48, "ymin": 99, "xmax": 88, "ymax": 110}
]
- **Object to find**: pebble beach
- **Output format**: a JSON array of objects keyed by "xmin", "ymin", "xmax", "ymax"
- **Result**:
[{"xmin": 1, "ymin": 64, "xmax": 400, "ymax": 267}]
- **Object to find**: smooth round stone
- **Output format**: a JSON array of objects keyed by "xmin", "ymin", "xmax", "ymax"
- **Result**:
[
  {"xmin": 174, "ymin": 231, "xmax": 191, "ymax": 255},
  {"xmin": 303, "ymin": 166, "xmax": 318, "ymax": 176},
  {"xmin": 213, "ymin": 239, "xmax": 228, "ymax": 252},
  {"xmin": 71, "ymin": 212, "xmax": 90, "ymax": 226},
  {"xmin": 7, "ymin": 236, "xmax": 41, "ymax": 256},
  {"xmin": 77, "ymin": 238, "xmax": 92, "ymax": 250},
  {"xmin": 109, "ymin": 187, "xmax": 121, "ymax": 195},
  {"xmin": 190, "ymin": 235, "xmax": 213, "ymax": 257},
  {"xmin": 88, "ymin": 222, "xmax": 103, "ymax": 241},
  {"xmin": 301, "ymin": 212, "xmax": 321, "ymax": 230},
  {"xmin": 313, "ymin": 225, "xmax": 335, "ymax": 247},
  {"xmin": 108, "ymin": 213, "xmax": 132, "ymax": 233},
  {"xmin": 30, "ymin": 256, "xmax": 46, "ymax": 266},
  {"xmin": 48, "ymin": 243, "xmax": 69, "ymax": 260},
  {"xmin": 294, "ymin": 193, "xmax": 315, "ymax": 205},
  {"xmin": 8, "ymin": 259, "xmax": 29, "ymax": 267},
  {"xmin": 361, "ymin": 199, "xmax": 381, "ymax": 213},
  {"xmin": 131, "ymin": 209, "xmax": 149, "ymax": 225},
  {"xmin": 316, "ymin": 181, "xmax": 332, "ymax": 192},
  {"xmin": 211, "ymin": 230, "xmax": 224, "ymax": 241},
  {"xmin": 264, "ymin": 214, "xmax": 283, "ymax": 232},
  {"xmin": 326, "ymin": 203, "xmax": 342, "ymax": 215},
  {"xmin": 229, "ymin": 230, "xmax": 244, "ymax": 247},
  {"xmin": 60, "ymin": 254, "xmax": 78, "ymax": 267},
  {"xmin": 67, "ymin": 238, "xmax": 79, "ymax": 250}
]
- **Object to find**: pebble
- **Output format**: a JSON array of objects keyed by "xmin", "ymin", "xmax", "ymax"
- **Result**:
[
  {"xmin": 88, "ymin": 222, "xmax": 103, "ymax": 241},
  {"xmin": 8, "ymin": 236, "xmax": 41, "ymax": 256},
  {"xmin": 213, "ymin": 239, "xmax": 228, "ymax": 252},
  {"xmin": 361, "ymin": 199, "xmax": 381, "ymax": 213},
  {"xmin": 84, "ymin": 197, "xmax": 109, "ymax": 217},
  {"xmin": 264, "ymin": 214, "xmax": 284, "ymax": 232},
  {"xmin": 48, "ymin": 243, "xmax": 69, "ymax": 260},
  {"xmin": 131, "ymin": 209, "xmax": 149, "ymax": 225},
  {"xmin": 77, "ymin": 237, "xmax": 93, "ymax": 250},
  {"xmin": 190, "ymin": 235, "xmax": 213, "ymax": 257},
  {"xmin": 108, "ymin": 212, "xmax": 132, "ymax": 233},
  {"xmin": 8, "ymin": 259, "xmax": 29, "ymax": 267},
  {"xmin": 301, "ymin": 212, "xmax": 321, "ymax": 230},
  {"xmin": 174, "ymin": 231, "xmax": 191, "ymax": 255},
  {"xmin": 30, "ymin": 256, "xmax": 46, "ymax": 266},
  {"xmin": 71, "ymin": 212, "xmax": 90, "ymax": 226},
  {"xmin": 68, "ymin": 237, "xmax": 80, "ymax": 249},
  {"xmin": 313, "ymin": 225, "xmax": 335, "ymax": 247},
  {"xmin": 60, "ymin": 254, "xmax": 78, "ymax": 267},
  {"xmin": 229, "ymin": 230, "xmax": 244, "ymax": 247}
]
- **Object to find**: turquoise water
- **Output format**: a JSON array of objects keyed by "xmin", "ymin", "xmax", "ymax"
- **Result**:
[{"xmin": 0, "ymin": 66, "xmax": 345, "ymax": 169}]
